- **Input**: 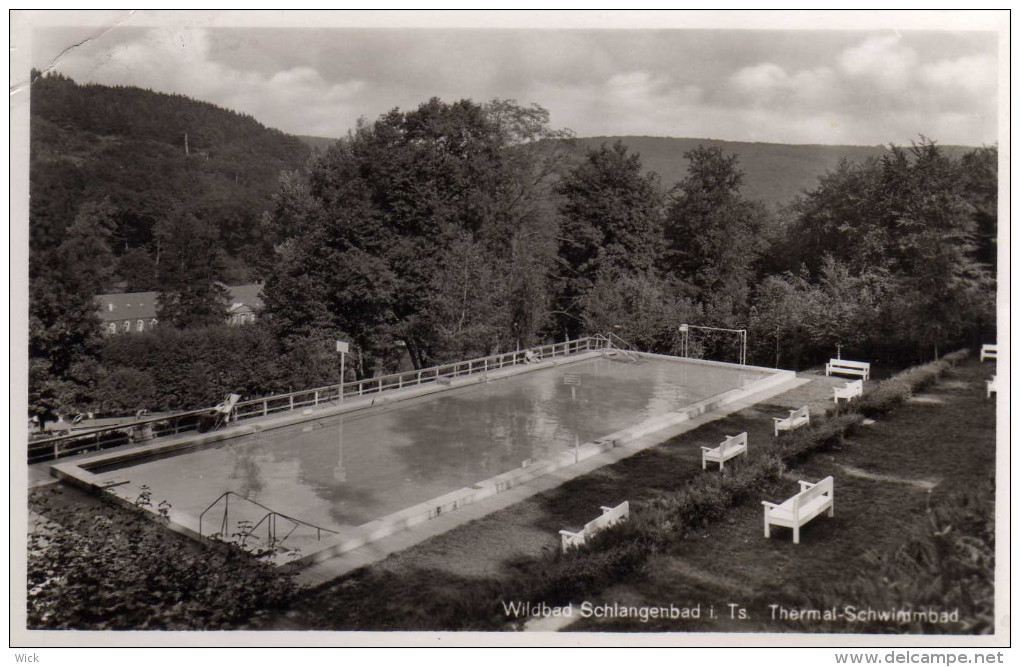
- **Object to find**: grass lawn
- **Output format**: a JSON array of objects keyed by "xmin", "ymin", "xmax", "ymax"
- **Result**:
[{"xmin": 566, "ymin": 359, "xmax": 996, "ymax": 633}]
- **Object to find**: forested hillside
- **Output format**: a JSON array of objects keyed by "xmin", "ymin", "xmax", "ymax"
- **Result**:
[{"xmin": 30, "ymin": 71, "xmax": 310, "ymax": 288}]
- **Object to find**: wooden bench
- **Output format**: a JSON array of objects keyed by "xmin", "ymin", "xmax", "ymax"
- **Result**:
[
  {"xmin": 826, "ymin": 358, "xmax": 870, "ymax": 380},
  {"xmin": 987, "ymin": 375, "xmax": 997, "ymax": 398},
  {"xmin": 773, "ymin": 406, "xmax": 810, "ymax": 436},
  {"xmin": 559, "ymin": 501, "xmax": 630, "ymax": 552},
  {"xmin": 833, "ymin": 380, "xmax": 863, "ymax": 404},
  {"xmin": 980, "ymin": 344, "xmax": 997, "ymax": 362},
  {"xmin": 762, "ymin": 477, "xmax": 834, "ymax": 544},
  {"xmin": 701, "ymin": 432, "xmax": 747, "ymax": 470}
]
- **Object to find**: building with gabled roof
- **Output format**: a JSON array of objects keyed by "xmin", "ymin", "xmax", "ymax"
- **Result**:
[{"xmin": 95, "ymin": 283, "xmax": 264, "ymax": 334}]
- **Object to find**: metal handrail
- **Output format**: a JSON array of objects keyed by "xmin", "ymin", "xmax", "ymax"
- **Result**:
[
  {"xmin": 198, "ymin": 490, "xmax": 339, "ymax": 545},
  {"xmin": 605, "ymin": 331, "xmax": 640, "ymax": 351},
  {"xmin": 29, "ymin": 335, "xmax": 611, "ymax": 463},
  {"xmin": 232, "ymin": 335, "xmax": 608, "ymax": 410}
]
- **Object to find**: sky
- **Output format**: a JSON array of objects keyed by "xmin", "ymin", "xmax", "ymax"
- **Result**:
[{"xmin": 23, "ymin": 12, "xmax": 1002, "ymax": 146}]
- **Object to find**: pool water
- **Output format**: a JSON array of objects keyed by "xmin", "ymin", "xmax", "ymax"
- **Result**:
[{"xmin": 108, "ymin": 356, "xmax": 771, "ymax": 533}]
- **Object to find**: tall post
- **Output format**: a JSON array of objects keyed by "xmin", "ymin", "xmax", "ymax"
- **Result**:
[
  {"xmin": 565, "ymin": 374, "xmax": 581, "ymax": 463},
  {"xmin": 337, "ymin": 340, "xmax": 350, "ymax": 404}
]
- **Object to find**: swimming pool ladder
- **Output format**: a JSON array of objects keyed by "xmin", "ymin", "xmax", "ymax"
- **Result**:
[
  {"xmin": 603, "ymin": 332, "xmax": 642, "ymax": 363},
  {"xmin": 198, "ymin": 491, "xmax": 339, "ymax": 549}
]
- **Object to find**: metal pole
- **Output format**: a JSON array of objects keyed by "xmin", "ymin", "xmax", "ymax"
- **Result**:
[{"xmin": 340, "ymin": 350, "xmax": 346, "ymax": 404}]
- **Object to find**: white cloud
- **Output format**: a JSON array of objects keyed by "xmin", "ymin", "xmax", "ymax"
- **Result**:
[
  {"xmin": 41, "ymin": 27, "xmax": 998, "ymax": 145},
  {"xmin": 919, "ymin": 54, "xmax": 997, "ymax": 96},
  {"xmin": 837, "ymin": 34, "xmax": 917, "ymax": 91},
  {"xmin": 730, "ymin": 62, "xmax": 837, "ymax": 109}
]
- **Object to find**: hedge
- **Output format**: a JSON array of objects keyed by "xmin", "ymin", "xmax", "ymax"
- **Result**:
[{"xmin": 858, "ymin": 348, "xmax": 968, "ymax": 418}]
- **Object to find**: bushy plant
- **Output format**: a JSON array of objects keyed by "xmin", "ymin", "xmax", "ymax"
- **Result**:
[
  {"xmin": 942, "ymin": 349, "xmax": 970, "ymax": 366},
  {"xmin": 27, "ymin": 487, "xmax": 297, "ymax": 630},
  {"xmin": 858, "ymin": 355, "xmax": 957, "ymax": 418},
  {"xmin": 769, "ymin": 413, "xmax": 862, "ymax": 463},
  {"xmin": 805, "ymin": 482, "xmax": 994, "ymax": 634}
]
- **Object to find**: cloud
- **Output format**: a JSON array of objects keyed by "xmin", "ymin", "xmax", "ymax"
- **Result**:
[
  {"xmin": 730, "ymin": 62, "xmax": 837, "ymax": 108},
  {"xmin": 837, "ymin": 34, "xmax": 917, "ymax": 91},
  {"xmin": 39, "ymin": 26, "xmax": 998, "ymax": 146},
  {"xmin": 527, "ymin": 71, "xmax": 703, "ymax": 137},
  {"xmin": 919, "ymin": 54, "xmax": 997, "ymax": 96}
]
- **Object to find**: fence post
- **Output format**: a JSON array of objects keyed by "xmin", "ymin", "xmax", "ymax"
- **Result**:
[
  {"xmin": 289, "ymin": 396, "xmax": 294, "ymax": 411},
  {"xmin": 314, "ymin": 390, "xmax": 319, "ymax": 406},
  {"xmin": 263, "ymin": 401, "xmax": 268, "ymax": 417}
]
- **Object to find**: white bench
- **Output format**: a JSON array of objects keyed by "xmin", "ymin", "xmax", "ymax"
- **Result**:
[
  {"xmin": 762, "ymin": 477, "xmax": 834, "ymax": 544},
  {"xmin": 701, "ymin": 432, "xmax": 747, "ymax": 470},
  {"xmin": 980, "ymin": 344, "xmax": 997, "ymax": 362},
  {"xmin": 833, "ymin": 380, "xmax": 863, "ymax": 404},
  {"xmin": 987, "ymin": 375, "xmax": 997, "ymax": 398},
  {"xmin": 559, "ymin": 501, "xmax": 630, "ymax": 552},
  {"xmin": 773, "ymin": 406, "xmax": 810, "ymax": 436},
  {"xmin": 826, "ymin": 358, "xmax": 870, "ymax": 380}
]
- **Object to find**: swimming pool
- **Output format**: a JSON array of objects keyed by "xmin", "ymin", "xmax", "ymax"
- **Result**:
[{"xmin": 55, "ymin": 352, "xmax": 791, "ymax": 562}]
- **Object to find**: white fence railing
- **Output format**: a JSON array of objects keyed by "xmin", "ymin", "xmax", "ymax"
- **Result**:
[{"xmin": 28, "ymin": 335, "xmax": 611, "ymax": 464}]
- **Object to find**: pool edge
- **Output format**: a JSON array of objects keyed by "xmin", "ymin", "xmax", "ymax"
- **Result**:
[{"xmin": 48, "ymin": 354, "xmax": 797, "ymax": 571}]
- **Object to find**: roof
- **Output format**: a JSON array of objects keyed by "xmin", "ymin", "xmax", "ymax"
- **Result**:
[
  {"xmin": 94, "ymin": 291, "xmax": 159, "ymax": 321},
  {"xmin": 95, "ymin": 283, "xmax": 264, "ymax": 323},
  {"xmin": 225, "ymin": 283, "xmax": 264, "ymax": 311}
]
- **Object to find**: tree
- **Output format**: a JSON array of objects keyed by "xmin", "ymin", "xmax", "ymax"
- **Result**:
[
  {"xmin": 785, "ymin": 157, "xmax": 887, "ymax": 276},
  {"xmin": 28, "ymin": 275, "xmax": 104, "ymax": 426},
  {"xmin": 155, "ymin": 207, "xmax": 229, "ymax": 328},
  {"xmin": 748, "ymin": 272, "xmax": 810, "ymax": 369},
  {"xmin": 57, "ymin": 199, "xmax": 117, "ymax": 295},
  {"xmin": 663, "ymin": 146, "xmax": 767, "ymax": 324},
  {"xmin": 880, "ymin": 140, "xmax": 992, "ymax": 358},
  {"xmin": 554, "ymin": 141, "xmax": 665, "ymax": 338},
  {"xmin": 117, "ymin": 247, "xmax": 158, "ymax": 291},
  {"xmin": 576, "ymin": 268, "xmax": 696, "ymax": 353},
  {"xmin": 265, "ymin": 98, "xmax": 572, "ymax": 371},
  {"xmin": 959, "ymin": 145, "xmax": 998, "ymax": 271},
  {"xmin": 776, "ymin": 138, "xmax": 994, "ymax": 363}
]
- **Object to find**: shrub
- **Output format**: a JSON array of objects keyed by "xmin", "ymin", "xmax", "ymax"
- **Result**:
[
  {"xmin": 768, "ymin": 413, "xmax": 862, "ymax": 463},
  {"xmin": 805, "ymin": 481, "xmax": 994, "ymax": 634},
  {"xmin": 27, "ymin": 487, "xmax": 297, "ymax": 630},
  {"xmin": 859, "ymin": 355, "xmax": 957, "ymax": 418},
  {"xmin": 942, "ymin": 348, "xmax": 970, "ymax": 366}
]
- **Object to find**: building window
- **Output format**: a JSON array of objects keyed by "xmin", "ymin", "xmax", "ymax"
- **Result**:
[
  {"xmin": 137, "ymin": 319, "xmax": 145, "ymax": 332},
  {"xmin": 108, "ymin": 322, "xmax": 117, "ymax": 334},
  {"xmin": 150, "ymin": 318, "xmax": 158, "ymax": 329},
  {"xmin": 122, "ymin": 320, "xmax": 131, "ymax": 333}
]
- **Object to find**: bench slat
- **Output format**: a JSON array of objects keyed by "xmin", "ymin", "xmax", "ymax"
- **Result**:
[
  {"xmin": 561, "ymin": 501, "xmax": 629, "ymax": 552},
  {"xmin": 702, "ymin": 432, "xmax": 748, "ymax": 470},
  {"xmin": 763, "ymin": 477, "xmax": 834, "ymax": 544},
  {"xmin": 826, "ymin": 358, "xmax": 870, "ymax": 380}
]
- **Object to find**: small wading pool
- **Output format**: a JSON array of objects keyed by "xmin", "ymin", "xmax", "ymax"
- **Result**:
[{"xmin": 65, "ymin": 354, "xmax": 785, "ymax": 557}]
